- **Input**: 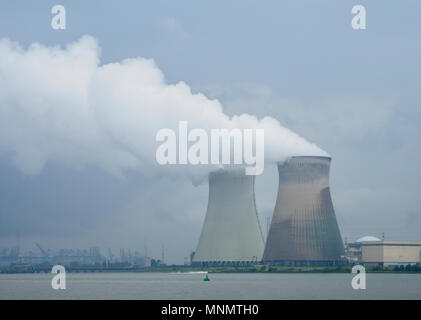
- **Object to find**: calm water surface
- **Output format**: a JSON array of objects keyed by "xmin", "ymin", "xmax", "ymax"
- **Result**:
[{"xmin": 0, "ymin": 272, "xmax": 420, "ymax": 299}]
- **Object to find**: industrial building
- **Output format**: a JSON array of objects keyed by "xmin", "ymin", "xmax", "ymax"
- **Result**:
[
  {"xmin": 0, "ymin": 245, "xmax": 104, "ymax": 266},
  {"xmin": 356, "ymin": 240, "xmax": 421, "ymax": 266},
  {"xmin": 344, "ymin": 236, "xmax": 381, "ymax": 263},
  {"xmin": 263, "ymin": 156, "xmax": 344, "ymax": 266},
  {"xmin": 344, "ymin": 236, "xmax": 421, "ymax": 266},
  {"xmin": 192, "ymin": 168, "xmax": 265, "ymax": 265}
]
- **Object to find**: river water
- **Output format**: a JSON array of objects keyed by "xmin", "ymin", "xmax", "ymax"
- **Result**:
[{"xmin": 0, "ymin": 272, "xmax": 420, "ymax": 299}]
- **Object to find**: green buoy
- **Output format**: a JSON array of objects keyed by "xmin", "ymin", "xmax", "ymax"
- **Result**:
[{"xmin": 203, "ymin": 274, "xmax": 210, "ymax": 281}]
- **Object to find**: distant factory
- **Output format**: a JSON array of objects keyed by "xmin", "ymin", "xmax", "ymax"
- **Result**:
[
  {"xmin": 3, "ymin": 155, "xmax": 419, "ymax": 269},
  {"xmin": 193, "ymin": 156, "xmax": 344, "ymax": 266},
  {"xmin": 0, "ymin": 244, "xmax": 156, "ymax": 268},
  {"xmin": 193, "ymin": 156, "xmax": 420, "ymax": 267},
  {"xmin": 0, "ymin": 244, "xmax": 103, "ymax": 266},
  {"xmin": 345, "ymin": 236, "xmax": 421, "ymax": 266}
]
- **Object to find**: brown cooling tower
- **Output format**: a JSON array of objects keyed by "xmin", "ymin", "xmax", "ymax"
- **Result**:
[{"xmin": 263, "ymin": 156, "xmax": 344, "ymax": 266}]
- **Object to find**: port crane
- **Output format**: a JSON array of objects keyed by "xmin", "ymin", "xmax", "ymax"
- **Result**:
[{"xmin": 35, "ymin": 243, "xmax": 50, "ymax": 258}]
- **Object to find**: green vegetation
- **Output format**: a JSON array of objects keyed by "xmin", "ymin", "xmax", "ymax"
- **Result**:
[
  {"xmin": 1, "ymin": 263, "xmax": 421, "ymax": 274},
  {"xmin": 148, "ymin": 264, "xmax": 421, "ymax": 273}
]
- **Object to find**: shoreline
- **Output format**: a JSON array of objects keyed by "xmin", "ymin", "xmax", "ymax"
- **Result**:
[{"xmin": 1, "ymin": 265, "xmax": 421, "ymax": 274}]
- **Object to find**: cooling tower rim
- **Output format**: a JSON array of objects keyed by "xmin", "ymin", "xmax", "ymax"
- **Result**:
[
  {"xmin": 290, "ymin": 155, "xmax": 331, "ymax": 160},
  {"xmin": 278, "ymin": 155, "xmax": 332, "ymax": 165},
  {"xmin": 208, "ymin": 167, "xmax": 247, "ymax": 177}
]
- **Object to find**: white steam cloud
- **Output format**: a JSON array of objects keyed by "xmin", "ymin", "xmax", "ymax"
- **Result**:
[{"xmin": 0, "ymin": 35, "xmax": 327, "ymax": 180}]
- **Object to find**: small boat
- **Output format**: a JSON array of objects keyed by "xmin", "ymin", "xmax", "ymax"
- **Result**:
[{"xmin": 203, "ymin": 274, "xmax": 210, "ymax": 281}]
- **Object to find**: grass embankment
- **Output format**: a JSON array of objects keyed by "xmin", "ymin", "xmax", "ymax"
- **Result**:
[
  {"xmin": 142, "ymin": 264, "xmax": 421, "ymax": 274},
  {"xmin": 2, "ymin": 264, "xmax": 421, "ymax": 274}
]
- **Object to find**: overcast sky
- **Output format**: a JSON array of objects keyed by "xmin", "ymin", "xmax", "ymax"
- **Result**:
[{"xmin": 0, "ymin": 1, "xmax": 420, "ymax": 264}]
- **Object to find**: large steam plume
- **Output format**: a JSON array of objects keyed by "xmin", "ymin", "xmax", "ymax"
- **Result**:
[{"xmin": 0, "ymin": 35, "xmax": 327, "ymax": 180}]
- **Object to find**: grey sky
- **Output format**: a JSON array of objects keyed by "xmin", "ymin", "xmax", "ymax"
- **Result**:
[{"xmin": 0, "ymin": 1, "xmax": 420, "ymax": 264}]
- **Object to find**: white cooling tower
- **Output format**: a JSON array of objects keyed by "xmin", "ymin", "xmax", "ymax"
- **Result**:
[{"xmin": 192, "ymin": 168, "xmax": 265, "ymax": 265}]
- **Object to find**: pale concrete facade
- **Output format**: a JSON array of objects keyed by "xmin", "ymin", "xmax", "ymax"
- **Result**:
[
  {"xmin": 361, "ymin": 241, "xmax": 421, "ymax": 265},
  {"xmin": 192, "ymin": 169, "xmax": 265, "ymax": 264}
]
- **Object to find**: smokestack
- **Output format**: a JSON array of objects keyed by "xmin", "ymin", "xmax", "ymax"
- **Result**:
[
  {"xmin": 193, "ymin": 169, "xmax": 265, "ymax": 265},
  {"xmin": 263, "ymin": 156, "xmax": 344, "ymax": 265}
]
